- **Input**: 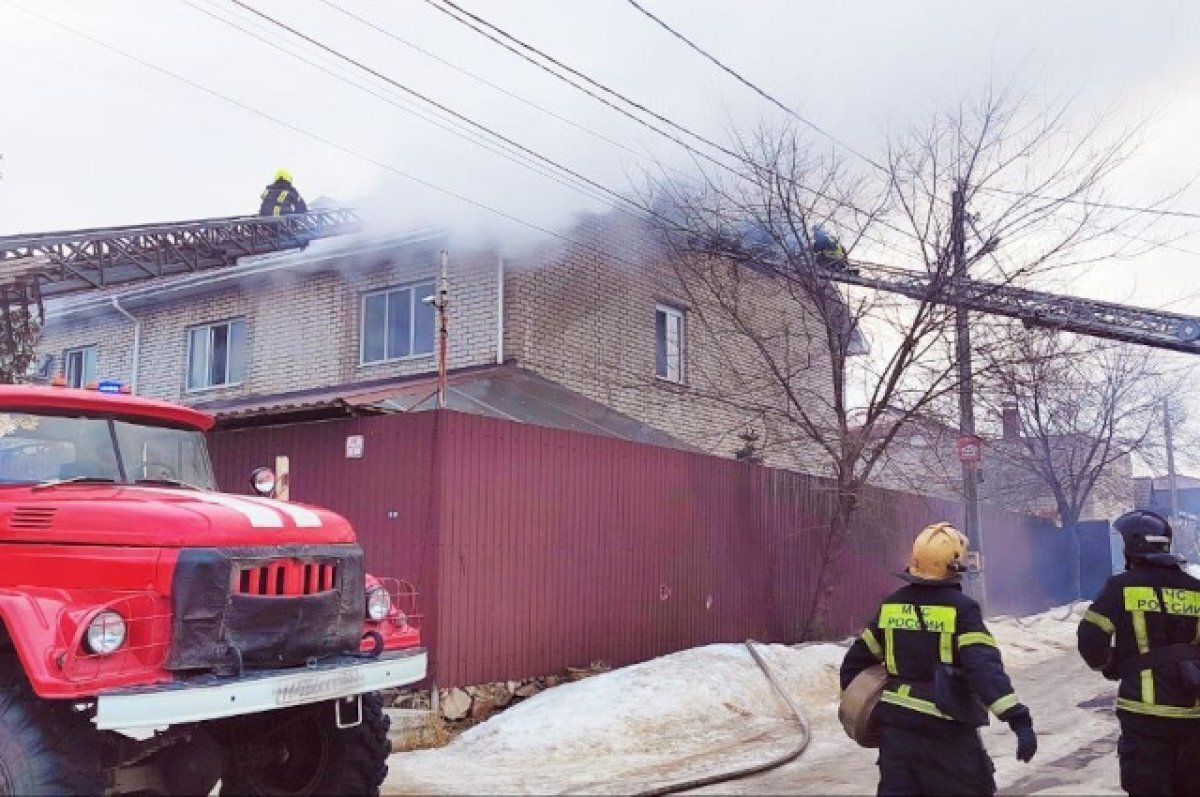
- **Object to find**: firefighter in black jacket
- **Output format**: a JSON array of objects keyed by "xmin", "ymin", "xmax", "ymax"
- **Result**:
[
  {"xmin": 259, "ymin": 169, "xmax": 308, "ymax": 217},
  {"xmin": 841, "ymin": 522, "xmax": 1038, "ymax": 795},
  {"xmin": 1077, "ymin": 510, "xmax": 1200, "ymax": 796}
]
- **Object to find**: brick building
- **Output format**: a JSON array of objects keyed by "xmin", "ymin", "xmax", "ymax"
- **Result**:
[
  {"xmin": 34, "ymin": 214, "xmax": 835, "ymax": 471},
  {"xmin": 869, "ymin": 407, "xmax": 1133, "ymax": 523}
]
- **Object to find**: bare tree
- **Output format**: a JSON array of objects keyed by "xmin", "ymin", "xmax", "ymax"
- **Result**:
[
  {"xmin": 977, "ymin": 329, "xmax": 1191, "ymax": 594},
  {"xmin": 642, "ymin": 89, "xmax": 1161, "ymax": 637},
  {"xmin": 0, "ymin": 155, "xmax": 42, "ymax": 384}
]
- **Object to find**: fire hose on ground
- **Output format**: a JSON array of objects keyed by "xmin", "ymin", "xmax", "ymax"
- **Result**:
[{"xmin": 630, "ymin": 640, "xmax": 813, "ymax": 797}]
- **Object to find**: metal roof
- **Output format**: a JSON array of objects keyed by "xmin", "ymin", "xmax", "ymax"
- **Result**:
[{"xmin": 193, "ymin": 365, "xmax": 698, "ymax": 451}]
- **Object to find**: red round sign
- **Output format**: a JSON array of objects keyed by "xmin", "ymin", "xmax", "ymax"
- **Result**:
[{"xmin": 957, "ymin": 435, "xmax": 983, "ymax": 463}]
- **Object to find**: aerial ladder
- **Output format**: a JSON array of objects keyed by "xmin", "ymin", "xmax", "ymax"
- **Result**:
[
  {"xmin": 0, "ymin": 206, "xmax": 1195, "ymax": 354},
  {"xmin": 0, "ymin": 208, "xmax": 359, "ymax": 300},
  {"xmin": 824, "ymin": 259, "xmax": 1200, "ymax": 354}
]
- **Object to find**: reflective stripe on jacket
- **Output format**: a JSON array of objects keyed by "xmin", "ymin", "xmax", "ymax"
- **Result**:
[
  {"xmin": 1078, "ymin": 564, "xmax": 1200, "ymax": 719},
  {"xmin": 259, "ymin": 180, "xmax": 308, "ymax": 216},
  {"xmin": 841, "ymin": 581, "xmax": 1023, "ymax": 728}
]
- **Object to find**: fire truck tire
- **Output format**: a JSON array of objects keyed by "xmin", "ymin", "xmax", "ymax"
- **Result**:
[
  {"xmin": 0, "ymin": 663, "xmax": 103, "ymax": 796},
  {"xmin": 220, "ymin": 692, "xmax": 391, "ymax": 797}
]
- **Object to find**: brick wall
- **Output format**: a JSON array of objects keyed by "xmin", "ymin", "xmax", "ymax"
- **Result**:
[
  {"xmin": 37, "ymin": 246, "xmax": 501, "ymax": 406},
  {"xmin": 504, "ymin": 214, "xmax": 835, "ymax": 472}
]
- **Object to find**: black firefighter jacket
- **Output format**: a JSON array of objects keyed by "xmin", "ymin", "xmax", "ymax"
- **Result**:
[
  {"xmin": 259, "ymin": 179, "xmax": 308, "ymax": 217},
  {"xmin": 841, "ymin": 581, "xmax": 1025, "ymax": 734},
  {"xmin": 1078, "ymin": 562, "xmax": 1200, "ymax": 721}
]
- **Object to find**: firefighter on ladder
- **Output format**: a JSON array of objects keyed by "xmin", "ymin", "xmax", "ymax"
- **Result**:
[
  {"xmin": 841, "ymin": 522, "xmax": 1038, "ymax": 795},
  {"xmin": 1077, "ymin": 510, "xmax": 1200, "ymax": 796},
  {"xmin": 812, "ymin": 223, "xmax": 847, "ymax": 269},
  {"xmin": 259, "ymin": 169, "xmax": 307, "ymax": 217}
]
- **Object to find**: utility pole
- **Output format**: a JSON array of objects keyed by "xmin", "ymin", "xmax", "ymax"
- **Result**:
[
  {"xmin": 952, "ymin": 181, "xmax": 987, "ymax": 607},
  {"xmin": 436, "ymin": 250, "xmax": 450, "ymax": 409},
  {"xmin": 1164, "ymin": 396, "xmax": 1181, "ymax": 523}
]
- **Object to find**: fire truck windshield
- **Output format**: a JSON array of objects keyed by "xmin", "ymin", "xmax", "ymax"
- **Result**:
[{"xmin": 0, "ymin": 413, "xmax": 217, "ymax": 489}]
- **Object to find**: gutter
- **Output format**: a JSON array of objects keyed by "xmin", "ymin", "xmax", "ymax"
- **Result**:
[
  {"xmin": 110, "ymin": 297, "xmax": 141, "ymax": 394},
  {"xmin": 496, "ymin": 255, "xmax": 505, "ymax": 365}
]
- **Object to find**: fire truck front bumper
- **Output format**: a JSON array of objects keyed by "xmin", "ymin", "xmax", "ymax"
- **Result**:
[{"xmin": 93, "ymin": 648, "xmax": 426, "ymax": 731}]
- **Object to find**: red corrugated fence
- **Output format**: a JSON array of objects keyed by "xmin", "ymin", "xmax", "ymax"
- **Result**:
[{"xmin": 210, "ymin": 410, "xmax": 1069, "ymax": 688}]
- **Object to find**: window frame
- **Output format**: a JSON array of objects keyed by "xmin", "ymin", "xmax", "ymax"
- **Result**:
[
  {"xmin": 63, "ymin": 345, "xmax": 98, "ymax": 389},
  {"xmin": 359, "ymin": 281, "xmax": 437, "ymax": 366},
  {"xmin": 185, "ymin": 318, "xmax": 247, "ymax": 393},
  {"xmin": 654, "ymin": 303, "xmax": 686, "ymax": 384}
]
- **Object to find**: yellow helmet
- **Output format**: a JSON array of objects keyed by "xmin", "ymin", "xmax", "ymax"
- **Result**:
[
  {"xmin": 274, "ymin": 168, "xmax": 293, "ymax": 183},
  {"xmin": 909, "ymin": 522, "xmax": 968, "ymax": 581}
]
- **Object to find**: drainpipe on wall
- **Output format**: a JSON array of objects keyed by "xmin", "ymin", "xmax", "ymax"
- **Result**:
[
  {"xmin": 110, "ymin": 297, "xmax": 140, "ymax": 394},
  {"xmin": 496, "ymin": 256, "xmax": 505, "ymax": 365}
]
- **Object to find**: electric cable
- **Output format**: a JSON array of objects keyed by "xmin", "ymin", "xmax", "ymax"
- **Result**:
[
  {"xmin": 0, "ymin": 0, "xmax": 644, "ymax": 266},
  {"xmin": 180, "ymin": 0, "xmax": 634, "ymax": 215},
  {"xmin": 981, "ymin": 187, "xmax": 1200, "ymax": 221},
  {"xmin": 422, "ymin": 0, "xmax": 921, "ymax": 249},
  {"xmin": 623, "ymin": 0, "xmax": 889, "ymax": 174},
  {"xmin": 315, "ymin": 0, "xmax": 654, "ymax": 165},
  {"xmin": 228, "ymin": 0, "xmax": 649, "ymax": 219}
]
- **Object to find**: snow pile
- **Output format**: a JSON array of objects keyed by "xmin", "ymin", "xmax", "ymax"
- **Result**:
[
  {"xmin": 387, "ymin": 607, "xmax": 1097, "ymax": 795},
  {"xmin": 387, "ymin": 642, "xmax": 845, "ymax": 795},
  {"xmin": 988, "ymin": 604, "xmax": 1085, "ymax": 665}
]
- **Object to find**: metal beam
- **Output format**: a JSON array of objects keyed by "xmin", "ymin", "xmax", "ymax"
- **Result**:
[
  {"xmin": 0, "ymin": 209, "xmax": 360, "ymax": 298},
  {"xmin": 825, "ymin": 261, "xmax": 1200, "ymax": 355}
]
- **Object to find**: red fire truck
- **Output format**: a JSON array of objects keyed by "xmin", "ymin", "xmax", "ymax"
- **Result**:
[{"xmin": 0, "ymin": 383, "xmax": 424, "ymax": 795}]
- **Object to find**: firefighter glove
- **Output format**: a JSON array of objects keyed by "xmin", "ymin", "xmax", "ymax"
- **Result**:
[{"xmin": 1007, "ymin": 708, "xmax": 1037, "ymax": 763}]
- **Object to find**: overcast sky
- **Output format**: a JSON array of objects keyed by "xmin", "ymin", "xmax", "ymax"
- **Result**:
[{"xmin": 3, "ymin": 0, "xmax": 1200, "ymax": 466}]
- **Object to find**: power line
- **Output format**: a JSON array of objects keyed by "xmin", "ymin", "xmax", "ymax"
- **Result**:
[
  {"xmin": 981, "ymin": 186, "xmax": 1200, "ymax": 221},
  {"xmin": 228, "ymin": 0, "xmax": 648, "ymax": 219},
  {"xmin": 419, "ymin": 0, "xmax": 743, "ymax": 178},
  {"xmin": 0, "ymin": 0, "xmax": 623, "ymax": 256},
  {"xmin": 314, "ymin": 0, "xmax": 654, "ymax": 166},
  {"xmin": 179, "ymin": 0, "xmax": 631, "ymax": 215},
  {"xmin": 426, "ymin": 0, "xmax": 745, "ymax": 167},
  {"xmin": 422, "ymin": 0, "xmax": 920, "ymax": 247},
  {"xmin": 622, "ymin": 1, "xmax": 1200, "ymax": 233},
  {"xmin": 622, "ymin": 0, "xmax": 888, "ymax": 174}
]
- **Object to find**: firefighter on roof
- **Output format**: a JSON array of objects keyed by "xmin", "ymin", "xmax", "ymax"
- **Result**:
[
  {"xmin": 841, "ymin": 522, "xmax": 1037, "ymax": 795},
  {"xmin": 1078, "ymin": 510, "xmax": 1200, "ymax": 796},
  {"xmin": 259, "ymin": 168, "xmax": 307, "ymax": 217}
]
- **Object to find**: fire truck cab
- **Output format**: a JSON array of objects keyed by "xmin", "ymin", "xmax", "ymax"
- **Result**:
[{"xmin": 0, "ymin": 384, "xmax": 424, "ymax": 796}]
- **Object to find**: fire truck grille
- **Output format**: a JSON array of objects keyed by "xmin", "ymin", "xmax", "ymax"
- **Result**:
[
  {"xmin": 234, "ymin": 560, "xmax": 337, "ymax": 596},
  {"xmin": 168, "ymin": 545, "xmax": 365, "ymax": 672}
]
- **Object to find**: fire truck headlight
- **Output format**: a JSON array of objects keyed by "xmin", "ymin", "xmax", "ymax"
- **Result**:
[
  {"xmin": 85, "ymin": 610, "xmax": 127, "ymax": 656},
  {"xmin": 250, "ymin": 467, "xmax": 276, "ymax": 496},
  {"xmin": 366, "ymin": 587, "xmax": 391, "ymax": 621}
]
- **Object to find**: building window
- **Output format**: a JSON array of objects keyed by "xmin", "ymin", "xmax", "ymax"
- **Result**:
[
  {"xmin": 655, "ymin": 304, "xmax": 685, "ymax": 382},
  {"xmin": 361, "ymin": 282, "xmax": 436, "ymax": 364},
  {"xmin": 63, "ymin": 346, "xmax": 98, "ymax": 388},
  {"xmin": 187, "ymin": 319, "xmax": 247, "ymax": 391}
]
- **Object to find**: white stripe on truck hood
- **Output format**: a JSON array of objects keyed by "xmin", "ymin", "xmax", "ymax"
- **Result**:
[
  {"xmin": 153, "ymin": 489, "xmax": 284, "ymax": 528},
  {"xmin": 241, "ymin": 496, "xmax": 323, "ymax": 528}
]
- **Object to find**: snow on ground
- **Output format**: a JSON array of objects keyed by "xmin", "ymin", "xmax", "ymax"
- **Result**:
[{"xmin": 385, "ymin": 606, "xmax": 1122, "ymax": 795}]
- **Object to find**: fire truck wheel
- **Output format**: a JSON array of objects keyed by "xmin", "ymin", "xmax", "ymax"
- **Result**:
[
  {"xmin": 0, "ymin": 662, "xmax": 102, "ymax": 796},
  {"xmin": 220, "ymin": 692, "xmax": 391, "ymax": 797}
]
